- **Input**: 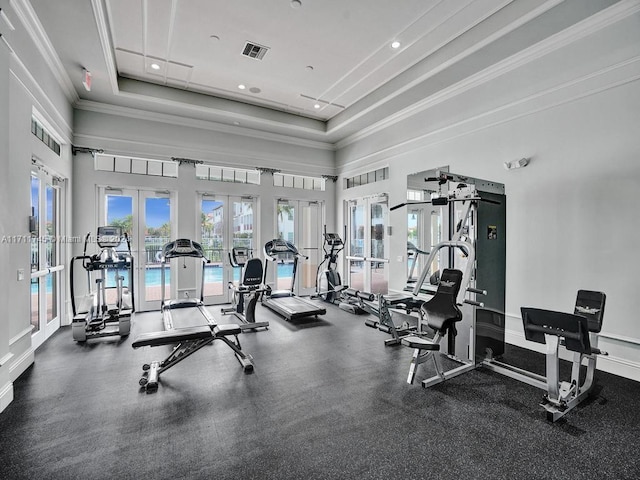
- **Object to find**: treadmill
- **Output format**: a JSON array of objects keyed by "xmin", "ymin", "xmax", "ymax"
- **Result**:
[{"xmin": 261, "ymin": 239, "xmax": 326, "ymax": 321}]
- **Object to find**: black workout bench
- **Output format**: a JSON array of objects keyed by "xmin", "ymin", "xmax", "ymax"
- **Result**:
[{"xmin": 132, "ymin": 323, "xmax": 252, "ymax": 392}]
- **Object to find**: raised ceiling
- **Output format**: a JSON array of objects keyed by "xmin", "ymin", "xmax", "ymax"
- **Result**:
[{"xmin": 24, "ymin": 0, "xmax": 623, "ymax": 144}]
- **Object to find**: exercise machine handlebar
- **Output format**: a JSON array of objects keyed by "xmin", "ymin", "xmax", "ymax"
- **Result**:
[{"xmin": 412, "ymin": 240, "xmax": 475, "ymax": 305}]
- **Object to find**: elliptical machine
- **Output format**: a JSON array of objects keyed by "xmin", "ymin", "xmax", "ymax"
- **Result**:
[
  {"xmin": 314, "ymin": 227, "xmax": 347, "ymax": 303},
  {"xmin": 70, "ymin": 226, "xmax": 135, "ymax": 342}
]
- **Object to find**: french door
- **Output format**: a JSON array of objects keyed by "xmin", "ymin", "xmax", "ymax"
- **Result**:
[
  {"xmin": 30, "ymin": 168, "xmax": 64, "ymax": 349},
  {"xmin": 199, "ymin": 194, "xmax": 257, "ymax": 304},
  {"xmin": 99, "ymin": 187, "xmax": 175, "ymax": 311},
  {"xmin": 275, "ymin": 199, "xmax": 322, "ymax": 296},
  {"xmin": 346, "ymin": 195, "xmax": 389, "ymax": 295}
]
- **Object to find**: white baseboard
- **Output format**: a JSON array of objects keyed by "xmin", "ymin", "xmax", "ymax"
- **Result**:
[
  {"xmin": 0, "ymin": 381, "xmax": 14, "ymax": 414},
  {"xmin": 504, "ymin": 327, "xmax": 640, "ymax": 382},
  {"xmin": 9, "ymin": 347, "xmax": 34, "ymax": 382}
]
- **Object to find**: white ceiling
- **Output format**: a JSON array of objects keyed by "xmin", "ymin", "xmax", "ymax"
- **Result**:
[{"xmin": 24, "ymin": 0, "xmax": 623, "ymax": 144}]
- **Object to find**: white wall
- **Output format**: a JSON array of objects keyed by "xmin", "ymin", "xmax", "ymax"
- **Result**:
[
  {"xmin": 0, "ymin": 27, "xmax": 13, "ymax": 413},
  {"xmin": 335, "ymin": 9, "xmax": 640, "ymax": 380},
  {"xmin": 72, "ymin": 109, "xmax": 337, "ymax": 301},
  {"xmin": 0, "ymin": 0, "xmax": 74, "ymax": 413}
]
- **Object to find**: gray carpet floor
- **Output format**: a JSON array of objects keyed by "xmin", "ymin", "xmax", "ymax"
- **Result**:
[{"xmin": 1, "ymin": 301, "xmax": 639, "ymax": 480}]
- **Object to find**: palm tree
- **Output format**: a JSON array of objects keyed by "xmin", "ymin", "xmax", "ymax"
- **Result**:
[
  {"xmin": 201, "ymin": 212, "xmax": 213, "ymax": 239},
  {"xmin": 110, "ymin": 215, "xmax": 133, "ymax": 236}
]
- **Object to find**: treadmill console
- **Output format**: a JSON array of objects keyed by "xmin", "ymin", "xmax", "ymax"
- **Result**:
[
  {"xmin": 163, "ymin": 239, "xmax": 206, "ymax": 259},
  {"xmin": 267, "ymin": 239, "xmax": 298, "ymax": 255}
]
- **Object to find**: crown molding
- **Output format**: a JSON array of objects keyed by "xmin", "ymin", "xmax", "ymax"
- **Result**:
[
  {"xmin": 338, "ymin": 54, "xmax": 640, "ymax": 173},
  {"xmin": 329, "ymin": 0, "xmax": 564, "ymax": 139},
  {"xmin": 9, "ymin": 53, "xmax": 73, "ymax": 142},
  {"xmin": 73, "ymin": 132, "xmax": 336, "ymax": 176},
  {"xmin": 75, "ymin": 99, "xmax": 335, "ymax": 151},
  {"xmin": 11, "ymin": 0, "xmax": 78, "ymax": 103},
  {"xmin": 336, "ymin": 0, "xmax": 640, "ymax": 150},
  {"xmin": 91, "ymin": 0, "xmax": 119, "ymax": 95}
]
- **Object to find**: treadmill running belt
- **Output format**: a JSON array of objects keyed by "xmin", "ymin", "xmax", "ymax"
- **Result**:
[{"xmin": 263, "ymin": 296, "xmax": 326, "ymax": 320}]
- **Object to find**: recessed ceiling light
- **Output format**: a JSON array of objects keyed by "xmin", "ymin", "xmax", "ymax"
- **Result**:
[
  {"xmin": 151, "ymin": 63, "xmax": 160, "ymax": 70},
  {"xmin": 306, "ymin": 65, "xmax": 314, "ymax": 71},
  {"xmin": 210, "ymin": 35, "xmax": 220, "ymax": 41},
  {"xmin": 249, "ymin": 87, "xmax": 261, "ymax": 94},
  {"xmin": 314, "ymin": 104, "xmax": 320, "ymax": 109},
  {"xmin": 238, "ymin": 84, "xmax": 246, "ymax": 90},
  {"xmin": 291, "ymin": 0, "xmax": 302, "ymax": 8},
  {"xmin": 391, "ymin": 41, "xmax": 401, "ymax": 49}
]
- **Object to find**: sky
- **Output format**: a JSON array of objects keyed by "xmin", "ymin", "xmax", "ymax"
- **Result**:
[
  {"xmin": 106, "ymin": 196, "xmax": 223, "ymax": 229},
  {"xmin": 107, "ymin": 195, "xmax": 171, "ymax": 228}
]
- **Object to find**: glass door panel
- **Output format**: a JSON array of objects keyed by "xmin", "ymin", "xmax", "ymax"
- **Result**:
[
  {"xmin": 101, "ymin": 188, "xmax": 175, "ymax": 311},
  {"xmin": 199, "ymin": 195, "xmax": 257, "ymax": 304},
  {"xmin": 141, "ymin": 192, "xmax": 172, "ymax": 309},
  {"xmin": 276, "ymin": 201, "xmax": 296, "ymax": 291},
  {"xmin": 30, "ymin": 174, "xmax": 40, "ymax": 335},
  {"xmin": 370, "ymin": 198, "xmax": 389, "ymax": 295},
  {"xmin": 347, "ymin": 202, "xmax": 366, "ymax": 290},
  {"xmin": 201, "ymin": 197, "xmax": 225, "ymax": 300},
  {"xmin": 299, "ymin": 202, "xmax": 320, "ymax": 296},
  {"xmin": 31, "ymin": 169, "xmax": 64, "ymax": 349},
  {"xmin": 45, "ymin": 184, "xmax": 58, "ymax": 324},
  {"xmin": 231, "ymin": 199, "xmax": 255, "ymax": 286},
  {"xmin": 345, "ymin": 196, "xmax": 389, "ymax": 294},
  {"xmin": 105, "ymin": 192, "xmax": 135, "ymax": 306},
  {"xmin": 275, "ymin": 199, "xmax": 323, "ymax": 295}
]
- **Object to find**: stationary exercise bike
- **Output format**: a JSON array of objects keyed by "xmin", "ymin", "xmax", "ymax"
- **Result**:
[
  {"xmin": 70, "ymin": 226, "xmax": 135, "ymax": 342},
  {"xmin": 314, "ymin": 228, "xmax": 347, "ymax": 303},
  {"xmin": 221, "ymin": 247, "xmax": 269, "ymax": 330}
]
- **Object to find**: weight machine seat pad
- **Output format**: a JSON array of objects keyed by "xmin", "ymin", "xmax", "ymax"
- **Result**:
[
  {"xmin": 420, "ymin": 269, "xmax": 463, "ymax": 333},
  {"xmin": 382, "ymin": 293, "xmax": 414, "ymax": 305},
  {"xmin": 401, "ymin": 336, "xmax": 440, "ymax": 351},
  {"xmin": 132, "ymin": 323, "xmax": 242, "ymax": 348},
  {"xmin": 521, "ymin": 307, "xmax": 592, "ymax": 354},
  {"xmin": 574, "ymin": 290, "xmax": 606, "ymax": 333},
  {"xmin": 132, "ymin": 326, "xmax": 213, "ymax": 348}
]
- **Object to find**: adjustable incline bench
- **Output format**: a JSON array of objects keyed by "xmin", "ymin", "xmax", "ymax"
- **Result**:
[{"xmin": 132, "ymin": 239, "xmax": 254, "ymax": 392}]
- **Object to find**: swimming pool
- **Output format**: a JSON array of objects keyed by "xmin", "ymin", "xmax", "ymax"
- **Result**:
[{"xmin": 37, "ymin": 263, "xmax": 295, "ymax": 293}]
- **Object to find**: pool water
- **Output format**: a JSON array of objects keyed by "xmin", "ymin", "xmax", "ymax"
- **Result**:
[{"xmin": 37, "ymin": 263, "xmax": 295, "ymax": 293}]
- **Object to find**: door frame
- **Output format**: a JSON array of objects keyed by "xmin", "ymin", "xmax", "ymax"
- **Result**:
[
  {"xmin": 344, "ymin": 194, "xmax": 390, "ymax": 295},
  {"xmin": 98, "ymin": 186, "xmax": 176, "ymax": 312},
  {"xmin": 198, "ymin": 193, "xmax": 258, "ymax": 305},
  {"xmin": 274, "ymin": 198, "xmax": 323, "ymax": 296},
  {"xmin": 30, "ymin": 166, "xmax": 65, "ymax": 349}
]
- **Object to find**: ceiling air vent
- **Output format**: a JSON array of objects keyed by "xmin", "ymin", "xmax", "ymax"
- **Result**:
[{"xmin": 242, "ymin": 42, "xmax": 269, "ymax": 60}]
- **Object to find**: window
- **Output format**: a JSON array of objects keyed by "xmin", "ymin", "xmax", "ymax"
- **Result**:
[
  {"xmin": 95, "ymin": 154, "xmax": 178, "ymax": 178},
  {"xmin": 345, "ymin": 167, "xmax": 389, "ymax": 189},
  {"xmin": 273, "ymin": 173, "xmax": 325, "ymax": 191},
  {"xmin": 31, "ymin": 117, "xmax": 61, "ymax": 156},
  {"xmin": 407, "ymin": 189, "xmax": 423, "ymax": 201},
  {"xmin": 196, "ymin": 164, "xmax": 260, "ymax": 185}
]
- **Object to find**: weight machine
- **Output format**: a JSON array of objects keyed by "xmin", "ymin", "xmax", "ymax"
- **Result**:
[{"xmin": 397, "ymin": 170, "xmax": 608, "ymax": 421}]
